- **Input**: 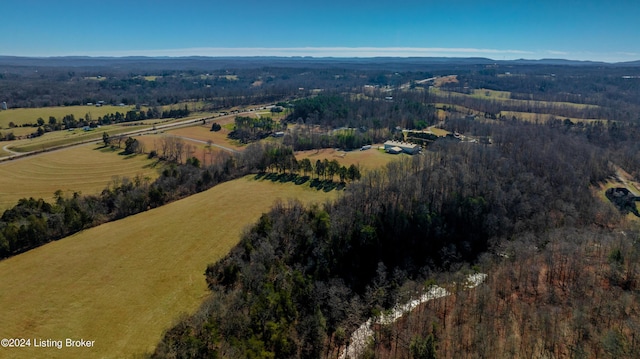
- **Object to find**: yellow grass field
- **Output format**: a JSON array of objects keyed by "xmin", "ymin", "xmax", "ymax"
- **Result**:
[
  {"xmin": 0, "ymin": 105, "xmax": 138, "ymax": 128},
  {"xmin": 0, "ymin": 176, "xmax": 338, "ymax": 359},
  {"xmin": 0, "ymin": 103, "xmax": 210, "ymax": 130},
  {"xmin": 134, "ymin": 118, "xmax": 246, "ymax": 163},
  {"xmin": 497, "ymin": 110, "xmax": 604, "ymax": 123},
  {"xmin": 433, "ymin": 75, "xmax": 458, "ymax": 87},
  {"xmin": 427, "ymin": 127, "xmax": 450, "ymax": 137},
  {"xmin": 469, "ymin": 89, "xmax": 511, "ymax": 99},
  {"xmin": 295, "ymin": 146, "xmax": 398, "ymax": 171},
  {"xmin": 166, "ymin": 124, "xmax": 244, "ymax": 151},
  {"xmin": 4, "ymin": 124, "xmax": 152, "ymax": 153},
  {"xmin": 429, "ymin": 87, "xmax": 599, "ymax": 111},
  {"xmin": 135, "ymin": 133, "xmax": 228, "ymax": 166},
  {"xmin": 0, "ymin": 144, "xmax": 161, "ymax": 210}
]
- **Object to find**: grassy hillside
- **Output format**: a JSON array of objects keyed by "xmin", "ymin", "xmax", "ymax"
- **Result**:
[
  {"xmin": 295, "ymin": 146, "xmax": 396, "ymax": 171},
  {"xmin": 0, "ymin": 105, "xmax": 138, "ymax": 128},
  {"xmin": 0, "ymin": 175, "xmax": 338, "ymax": 359},
  {"xmin": 0, "ymin": 144, "xmax": 161, "ymax": 210},
  {"xmin": 429, "ymin": 87, "xmax": 598, "ymax": 111},
  {"xmin": 3, "ymin": 124, "xmax": 153, "ymax": 153}
]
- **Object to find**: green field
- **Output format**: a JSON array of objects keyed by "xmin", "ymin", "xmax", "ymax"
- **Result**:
[
  {"xmin": 0, "ymin": 105, "xmax": 138, "ymax": 128},
  {"xmin": 0, "ymin": 144, "xmax": 161, "ymax": 210},
  {"xmin": 0, "ymin": 176, "xmax": 338, "ymax": 359}
]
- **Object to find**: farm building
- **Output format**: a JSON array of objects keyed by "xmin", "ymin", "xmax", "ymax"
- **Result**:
[
  {"xmin": 383, "ymin": 140, "xmax": 421, "ymax": 155},
  {"xmin": 386, "ymin": 146, "xmax": 404, "ymax": 154}
]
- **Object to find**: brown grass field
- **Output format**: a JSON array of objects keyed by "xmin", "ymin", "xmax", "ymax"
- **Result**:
[
  {"xmin": 0, "ymin": 105, "xmax": 138, "ymax": 129},
  {"xmin": 166, "ymin": 123, "xmax": 244, "ymax": 151},
  {"xmin": 0, "ymin": 175, "xmax": 339, "ymax": 359},
  {"xmin": 295, "ymin": 145, "xmax": 399, "ymax": 171},
  {"xmin": 135, "ymin": 133, "xmax": 228, "ymax": 166},
  {"xmin": 497, "ymin": 110, "xmax": 604, "ymax": 123},
  {"xmin": 3, "ymin": 124, "xmax": 154, "ymax": 153},
  {"xmin": 430, "ymin": 87, "xmax": 599, "ymax": 111},
  {"xmin": 0, "ymin": 144, "xmax": 161, "ymax": 210}
]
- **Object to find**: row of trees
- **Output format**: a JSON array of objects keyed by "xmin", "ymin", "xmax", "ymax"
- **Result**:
[
  {"xmin": 432, "ymin": 90, "xmax": 608, "ymax": 121},
  {"xmin": 0, "ymin": 140, "xmax": 293, "ymax": 259},
  {"xmin": 251, "ymin": 143, "xmax": 361, "ymax": 182},
  {"xmin": 446, "ymin": 66, "xmax": 640, "ymax": 122}
]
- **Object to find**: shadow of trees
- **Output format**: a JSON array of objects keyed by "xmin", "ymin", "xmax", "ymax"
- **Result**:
[{"xmin": 254, "ymin": 172, "xmax": 345, "ymax": 192}]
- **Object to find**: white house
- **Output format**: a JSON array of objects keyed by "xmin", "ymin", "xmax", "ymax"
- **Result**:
[{"xmin": 383, "ymin": 140, "xmax": 421, "ymax": 154}]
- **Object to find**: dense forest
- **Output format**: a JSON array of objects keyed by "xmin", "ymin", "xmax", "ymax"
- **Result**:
[
  {"xmin": 153, "ymin": 119, "xmax": 626, "ymax": 358},
  {"xmin": 278, "ymin": 92, "xmax": 436, "ymax": 151}
]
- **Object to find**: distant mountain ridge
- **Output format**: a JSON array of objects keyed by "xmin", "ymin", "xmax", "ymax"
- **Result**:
[{"xmin": 1, "ymin": 55, "xmax": 639, "ymax": 70}]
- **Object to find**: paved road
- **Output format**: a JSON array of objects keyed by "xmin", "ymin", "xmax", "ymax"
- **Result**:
[
  {"xmin": 0, "ymin": 108, "xmax": 258, "ymax": 163},
  {"xmin": 167, "ymin": 135, "xmax": 240, "ymax": 154}
]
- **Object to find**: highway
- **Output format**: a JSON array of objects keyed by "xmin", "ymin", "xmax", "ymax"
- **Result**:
[{"xmin": 0, "ymin": 107, "xmax": 263, "ymax": 162}]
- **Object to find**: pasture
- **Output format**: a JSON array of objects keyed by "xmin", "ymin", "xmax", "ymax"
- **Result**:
[
  {"xmin": 166, "ymin": 123, "xmax": 244, "ymax": 152},
  {"xmin": 4, "ymin": 124, "xmax": 152, "ymax": 153},
  {"xmin": 430, "ymin": 87, "xmax": 599, "ymax": 111},
  {"xmin": 295, "ymin": 145, "xmax": 397, "ymax": 171},
  {"xmin": 0, "ymin": 105, "xmax": 138, "ymax": 128},
  {"xmin": 428, "ymin": 126, "xmax": 450, "ymax": 137},
  {"xmin": 469, "ymin": 88, "xmax": 511, "ymax": 99},
  {"xmin": 497, "ymin": 110, "xmax": 603, "ymax": 123},
  {"xmin": 0, "ymin": 144, "xmax": 160, "ymax": 210},
  {"xmin": 0, "ymin": 175, "xmax": 338, "ymax": 359},
  {"xmin": 135, "ymin": 133, "xmax": 228, "ymax": 167}
]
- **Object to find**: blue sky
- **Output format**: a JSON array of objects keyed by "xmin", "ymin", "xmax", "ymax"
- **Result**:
[{"xmin": 2, "ymin": 0, "xmax": 639, "ymax": 62}]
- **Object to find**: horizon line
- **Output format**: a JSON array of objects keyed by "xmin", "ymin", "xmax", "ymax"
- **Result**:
[{"xmin": 2, "ymin": 47, "xmax": 639, "ymax": 63}]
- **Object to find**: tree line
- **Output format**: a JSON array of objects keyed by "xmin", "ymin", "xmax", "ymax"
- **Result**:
[
  {"xmin": 247, "ymin": 142, "xmax": 361, "ymax": 183},
  {"xmin": 278, "ymin": 93, "xmax": 436, "ymax": 151},
  {"xmin": 0, "ymin": 141, "xmax": 300, "ymax": 259},
  {"xmin": 441, "ymin": 66, "xmax": 640, "ymax": 122}
]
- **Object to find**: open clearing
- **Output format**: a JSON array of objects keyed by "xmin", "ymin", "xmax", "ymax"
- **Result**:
[
  {"xmin": 0, "ymin": 105, "xmax": 138, "ymax": 128},
  {"xmin": 497, "ymin": 110, "xmax": 603, "ymax": 123},
  {"xmin": 3, "ymin": 124, "xmax": 153, "ymax": 153},
  {"xmin": 597, "ymin": 167, "xmax": 640, "ymax": 222},
  {"xmin": 0, "ymin": 144, "xmax": 161, "ymax": 210},
  {"xmin": 135, "ymin": 133, "xmax": 228, "ymax": 165},
  {"xmin": 429, "ymin": 87, "xmax": 599, "ymax": 111},
  {"xmin": 0, "ymin": 175, "xmax": 338, "ymax": 359},
  {"xmin": 295, "ymin": 145, "xmax": 398, "ymax": 171},
  {"xmin": 0, "ymin": 103, "xmax": 209, "ymax": 130},
  {"xmin": 165, "ymin": 123, "xmax": 244, "ymax": 151}
]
